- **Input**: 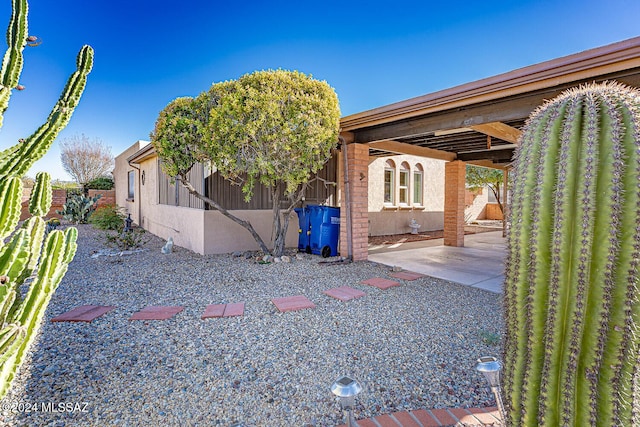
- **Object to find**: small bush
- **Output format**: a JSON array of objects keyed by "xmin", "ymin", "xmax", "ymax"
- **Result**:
[
  {"xmin": 105, "ymin": 228, "xmax": 148, "ymax": 251},
  {"xmin": 86, "ymin": 176, "xmax": 114, "ymax": 190},
  {"xmin": 89, "ymin": 204, "xmax": 126, "ymax": 230}
]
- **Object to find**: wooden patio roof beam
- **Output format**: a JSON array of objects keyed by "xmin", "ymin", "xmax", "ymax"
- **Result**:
[
  {"xmin": 469, "ymin": 121, "xmax": 522, "ymax": 144},
  {"xmin": 368, "ymin": 140, "xmax": 456, "ymax": 162}
]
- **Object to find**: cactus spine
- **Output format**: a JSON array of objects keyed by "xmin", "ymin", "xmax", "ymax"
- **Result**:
[
  {"xmin": 0, "ymin": 0, "xmax": 92, "ymax": 399},
  {"xmin": 503, "ymin": 82, "xmax": 640, "ymax": 426}
]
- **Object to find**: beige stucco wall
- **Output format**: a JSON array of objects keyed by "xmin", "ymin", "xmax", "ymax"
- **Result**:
[
  {"xmin": 367, "ymin": 155, "xmax": 445, "ymax": 236},
  {"xmin": 465, "ymin": 187, "xmax": 489, "ymax": 222},
  {"xmin": 114, "ymin": 140, "xmax": 299, "ymax": 255},
  {"xmin": 113, "ymin": 140, "xmax": 150, "ymax": 225}
]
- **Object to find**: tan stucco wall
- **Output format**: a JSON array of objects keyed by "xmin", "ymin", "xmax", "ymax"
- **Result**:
[
  {"xmin": 465, "ymin": 187, "xmax": 489, "ymax": 222},
  {"xmin": 113, "ymin": 140, "xmax": 150, "ymax": 225},
  {"xmin": 204, "ymin": 210, "xmax": 299, "ymax": 254},
  {"xmin": 367, "ymin": 155, "xmax": 445, "ymax": 236},
  {"xmin": 114, "ymin": 140, "xmax": 300, "ymax": 255}
]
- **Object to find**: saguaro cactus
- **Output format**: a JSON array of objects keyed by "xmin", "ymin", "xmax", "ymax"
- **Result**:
[
  {"xmin": 0, "ymin": 0, "xmax": 93, "ymax": 399},
  {"xmin": 503, "ymin": 82, "xmax": 640, "ymax": 426}
]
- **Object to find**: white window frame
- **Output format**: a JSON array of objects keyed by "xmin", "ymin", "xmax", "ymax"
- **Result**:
[
  {"xmin": 399, "ymin": 168, "xmax": 409, "ymax": 206},
  {"xmin": 413, "ymin": 170, "xmax": 423, "ymax": 206},
  {"xmin": 384, "ymin": 168, "xmax": 395, "ymax": 205}
]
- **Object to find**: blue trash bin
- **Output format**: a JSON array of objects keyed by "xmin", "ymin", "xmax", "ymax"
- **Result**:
[
  {"xmin": 294, "ymin": 207, "xmax": 311, "ymax": 253},
  {"xmin": 308, "ymin": 205, "xmax": 340, "ymax": 257}
]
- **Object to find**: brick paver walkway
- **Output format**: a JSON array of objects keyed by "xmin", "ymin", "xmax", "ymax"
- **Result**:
[{"xmin": 336, "ymin": 407, "xmax": 501, "ymax": 427}]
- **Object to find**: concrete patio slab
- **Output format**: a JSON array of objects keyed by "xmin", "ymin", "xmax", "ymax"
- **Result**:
[
  {"xmin": 369, "ymin": 231, "xmax": 505, "ymax": 293},
  {"xmin": 51, "ymin": 305, "xmax": 116, "ymax": 323}
]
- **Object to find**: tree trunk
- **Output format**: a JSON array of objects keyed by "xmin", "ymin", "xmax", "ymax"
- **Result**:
[
  {"xmin": 176, "ymin": 175, "xmax": 271, "ymax": 254},
  {"xmin": 272, "ymin": 183, "xmax": 308, "ymax": 257},
  {"xmin": 489, "ymin": 182, "xmax": 503, "ymax": 214}
]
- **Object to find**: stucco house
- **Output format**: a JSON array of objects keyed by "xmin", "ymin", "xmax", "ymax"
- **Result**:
[
  {"xmin": 115, "ymin": 37, "xmax": 640, "ymax": 259},
  {"xmin": 114, "ymin": 140, "xmax": 446, "ymax": 254}
]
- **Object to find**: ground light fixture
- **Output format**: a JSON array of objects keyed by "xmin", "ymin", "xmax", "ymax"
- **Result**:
[
  {"xmin": 331, "ymin": 375, "xmax": 362, "ymax": 427},
  {"xmin": 475, "ymin": 356, "xmax": 506, "ymax": 422},
  {"xmin": 124, "ymin": 213, "xmax": 133, "ymax": 233}
]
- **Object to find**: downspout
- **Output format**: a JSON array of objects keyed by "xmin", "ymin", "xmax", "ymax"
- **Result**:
[
  {"xmin": 127, "ymin": 160, "xmax": 142, "ymax": 226},
  {"xmin": 339, "ymin": 136, "xmax": 353, "ymax": 260}
]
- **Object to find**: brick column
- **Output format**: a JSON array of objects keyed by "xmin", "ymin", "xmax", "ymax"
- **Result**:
[
  {"xmin": 339, "ymin": 143, "xmax": 369, "ymax": 261},
  {"xmin": 444, "ymin": 160, "xmax": 466, "ymax": 247}
]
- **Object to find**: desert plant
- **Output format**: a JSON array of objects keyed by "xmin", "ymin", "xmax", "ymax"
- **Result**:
[
  {"xmin": 58, "ymin": 193, "xmax": 101, "ymax": 224},
  {"xmin": 503, "ymin": 82, "xmax": 640, "ymax": 426},
  {"xmin": 105, "ymin": 228, "xmax": 147, "ymax": 251},
  {"xmin": 88, "ymin": 204, "xmax": 125, "ymax": 230},
  {"xmin": 0, "ymin": 0, "xmax": 93, "ymax": 399}
]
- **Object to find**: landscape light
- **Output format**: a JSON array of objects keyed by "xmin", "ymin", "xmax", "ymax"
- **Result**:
[
  {"xmin": 331, "ymin": 375, "xmax": 362, "ymax": 427},
  {"xmin": 475, "ymin": 356, "xmax": 506, "ymax": 422}
]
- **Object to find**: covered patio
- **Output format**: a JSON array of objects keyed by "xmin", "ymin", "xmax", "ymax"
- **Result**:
[{"xmin": 338, "ymin": 36, "xmax": 640, "ymax": 261}]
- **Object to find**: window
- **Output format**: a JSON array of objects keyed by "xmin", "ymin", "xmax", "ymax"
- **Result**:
[
  {"xmin": 384, "ymin": 168, "xmax": 394, "ymax": 204},
  {"xmin": 413, "ymin": 165, "xmax": 423, "ymax": 206},
  {"xmin": 399, "ymin": 171, "xmax": 409, "ymax": 204},
  {"xmin": 399, "ymin": 162, "xmax": 410, "ymax": 205},
  {"xmin": 127, "ymin": 170, "xmax": 135, "ymax": 200}
]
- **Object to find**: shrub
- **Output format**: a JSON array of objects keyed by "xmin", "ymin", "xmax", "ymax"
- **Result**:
[
  {"xmin": 88, "ymin": 204, "xmax": 125, "ymax": 230},
  {"xmin": 105, "ymin": 228, "xmax": 148, "ymax": 250},
  {"xmin": 86, "ymin": 176, "xmax": 114, "ymax": 190},
  {"xmin": 58, "ymin": 193, "xmax": 101, "ymax": 224}
]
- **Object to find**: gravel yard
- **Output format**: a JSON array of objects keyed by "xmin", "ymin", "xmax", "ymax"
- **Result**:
[{"xmin": 1, "ymin": 224, "xmax": 503, "ymax": 427}]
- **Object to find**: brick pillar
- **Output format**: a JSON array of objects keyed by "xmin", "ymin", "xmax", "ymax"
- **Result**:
[
  {"xmin": 444, "ymin": 160, "xmax": 466, "ymax": 247},
  {"xmin": 339, "ymin": 143, "xmax": 369, "ymax": 261}
]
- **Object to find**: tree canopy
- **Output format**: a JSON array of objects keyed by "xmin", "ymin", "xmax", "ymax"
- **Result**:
[
  {"xmin": 60, "ymin": 134, "xmax": 113, "ymax": 190},
  {"xmin": 466, "ymin": 164, "xmax": 505, "ymax": 213},
  {"xmin": 151, "ymin": 69, "xmax": 340, "ymax": 255}
]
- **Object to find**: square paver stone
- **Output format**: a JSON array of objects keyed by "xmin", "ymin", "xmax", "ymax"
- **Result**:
[
  {"xmin": 389, "ymin": 271, "xmax": 426, "ymax": 281},
  {"xmin": 323, "ymin": 286, "xmax": 366, "ymax": 301},
  {"xmin": 271, "ymin": 295, "xmax": 316, "ymax": 312},
  {"xmin": 51, "ymin": 305, "xmax": 116, "ymax": 323},
  {"xmin": 129, "ymin": 306, "xmax": 184, "ymax": 321},
  {"xmin": 360, "ymin": 277, "xmax": 401, "ymax": 290},
  {"xmin": 202, "ymin": 303, "xmax": 245, "ymax": 319}
]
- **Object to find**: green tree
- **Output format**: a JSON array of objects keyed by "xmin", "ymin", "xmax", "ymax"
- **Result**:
[
  {"xmin": 466, "ymin": 164, "xmax": 505, "ymax": 214},
  {"xmin": 151, "ymin": 70, "xmax": 340, "ymax": 256}
]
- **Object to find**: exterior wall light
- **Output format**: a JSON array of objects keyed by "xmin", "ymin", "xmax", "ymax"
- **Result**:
[
  {"xmin": 475, "ymin": 356, "xmax": 506, "ymax": 422},
  {"xmin": 331, "ymin": 375, "xmax": 362, "ymax": 427}
]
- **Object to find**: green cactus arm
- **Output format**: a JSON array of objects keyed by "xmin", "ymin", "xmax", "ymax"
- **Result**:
[
  {"xmin": 0, "ymin": 229, "xmax": 74, "ymax": 399},
  {"xmin": 0, "ymin": 324, "xmax": 25, "ymax": 365},
  {"xmin": 18, "ymin": 216, "xmax": 45, "ymax": 281},
  {"xmin": 0, "ymin": 0, "xmax": 28, "ymax": 129},
  {"xmin": 0, "ymin": 229, "xmax": 29, "ymax": 309},
  {"xmin": 0, "ymin": 45, "xmax": 94, "ymax": 179},
  {"xmin": 0, "ymin": 177, "xmax": 22, "ymax": 243},
  {"xmin": 28, "ymin": 172, "xmax": 51, "ymax": 216}
]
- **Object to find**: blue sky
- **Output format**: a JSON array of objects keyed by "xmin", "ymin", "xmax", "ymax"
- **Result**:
[{"xmin": 1, "ymin": 0, "xmax": 639, "ymax": 180}]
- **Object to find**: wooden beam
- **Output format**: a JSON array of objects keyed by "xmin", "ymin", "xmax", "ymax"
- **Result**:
[
  {"xmin": 467, "ymin": 160, "xmax": 506, "ymax": 170},
  {"xmin": 369, "ymin": 140, "xmax": 456, "ymax": 162},
  {"xmin": 470, "ymin": 121, "xmax": 522, "ymax": 144},
  {"xmin": 353, "ymin": 94, "xmax": 542, "ymax": 143},
  {"xmin": 458, "ymin": 148, "xmax": 515, "ymax": 163}
]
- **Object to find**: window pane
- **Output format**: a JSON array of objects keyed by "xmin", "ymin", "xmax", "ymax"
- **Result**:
[
  {"xmin": 399, "ymin": 188, "xmax": 408, "ymax": 204},
  {"xmin": 399, "ymin": 171, "xmax": 408, "ymax": 204},
  {"xmin": 413, "ymin": 172, "xmax": 422, "ymax": 204},
  {"xmin": 384, "ymin": 169, "xmax": 394, "ymax": 203},
  {"xmin": 128, "ymin": 171, "xmax": 135, "ymax": 199}
]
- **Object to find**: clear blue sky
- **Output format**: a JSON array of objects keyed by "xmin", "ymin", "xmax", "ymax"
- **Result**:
[{"xmin": 1, "ymin": 0, "xmax": 639, "ymax": 180}]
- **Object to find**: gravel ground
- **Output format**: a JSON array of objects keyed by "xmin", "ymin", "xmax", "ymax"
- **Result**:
[{"xmin": 0, "ymin": 224, "xmax": 503, "ymax": 427}]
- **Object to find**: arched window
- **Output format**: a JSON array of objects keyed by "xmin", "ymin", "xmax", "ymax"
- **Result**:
[
  {"xmin": 399, "ymin": 162, "xmax": 410, "ymax": 205},
  {"xmin": 413, "ymin": 164, "xmax": 424, "ymax": 206},
  {"xmin": 384, "ymin": 160, "xmax": 395, "ymax": 204}
]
